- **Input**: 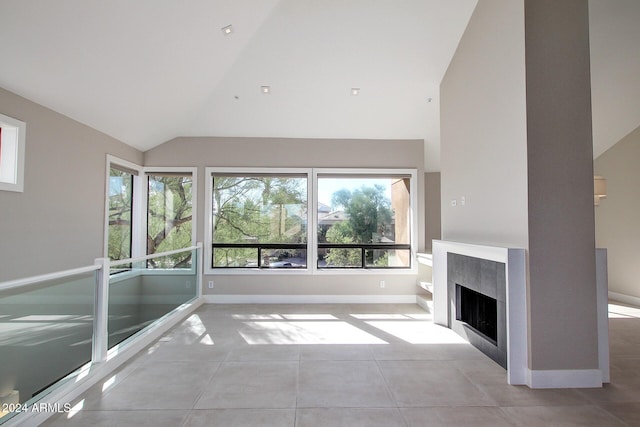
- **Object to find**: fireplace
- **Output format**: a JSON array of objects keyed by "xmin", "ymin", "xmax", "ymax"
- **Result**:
[
  {"xmin": 434, "ymin": 241, "xmax": 610, "ymax": 388},
  {"xmin": 433, "ymin": 241, "xmax": 527, "ymax": 385},
  {"xmin": 448, "ymin": 253, "xmax": 507, "ymax": 369},
  {"xmin": 456, "ymin": 284, "xmax": 497, "ymax": 343}
]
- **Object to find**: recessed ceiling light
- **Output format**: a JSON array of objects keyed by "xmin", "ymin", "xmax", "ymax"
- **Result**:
[
  {"xmin": 351, "ymin": 88, "xmax": 360, "ymax": 96},
  {"xmin": 222, "ymin": 25, "xmax": 233, "ymax": 35},
  {"xmin": 261, "ymin": 85, "xmax": 271, "ymax": 94}
]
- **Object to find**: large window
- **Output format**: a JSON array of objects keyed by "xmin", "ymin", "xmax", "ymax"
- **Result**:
[
  {"xmin": 105, "ymin": 160, "xmax": 197, "ymax": 267},
  {"xmin": 206, "ymin": 168, "xmax": 416, "ymax": 273},
  {"xmin": 211, "ymin": 173, "xmax": 308, "ymax": 268},
  {"xmin": 317, "ymin": 175, "xmax": 412, "ymax": 269},
  {"xmin": 146, "ymin": 171, "xmax": 195, "ymax": 268}
]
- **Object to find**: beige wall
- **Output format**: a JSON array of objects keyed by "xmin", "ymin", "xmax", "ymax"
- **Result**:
[
  {"xmin": 440, "ymin": 0, "xmax": 529, "ymax": 249},
  {"xmin": 441, "ymin": 0, "xmax": 599, "ymax": 373},
  {"xmin": 0, "ymin": 87, "xmax": 142, "ymax": 281},
  {"xmin": 595, "ymin": 124, "xmax": 640, "ymax": 298},
  {"xmin": 424, "ymin": 172, "xmax": 441, "ymax": 252},
  {"xmin": 145, "ymin": 137, "xmax": 425, "ymax": 296}
]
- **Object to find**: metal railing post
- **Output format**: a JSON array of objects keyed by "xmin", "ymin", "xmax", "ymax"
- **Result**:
[{"xmin": 92, "ymin": 257, "xmax": 110, "ymax": 364}]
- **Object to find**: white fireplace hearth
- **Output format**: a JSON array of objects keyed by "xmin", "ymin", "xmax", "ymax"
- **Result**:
[
  {"xmin": 433, "ymin": 240, "xmax": 527, "ymax": 385},
  {"xmin": 433, "ymin": 240, "xmax": 610, "ymax": 389}
]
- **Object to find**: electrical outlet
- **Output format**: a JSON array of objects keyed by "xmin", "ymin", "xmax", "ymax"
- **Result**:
[
  {"xmin": 208, "ymin": 281, "xmax": 214, "ymax": 289},
  {"xmin": 451, "ymin": 199, "xmax": 457, "ymax": 207},
  {"xmin": 380, "ymin": 280, "xmax": 385, "ymax": 289}
]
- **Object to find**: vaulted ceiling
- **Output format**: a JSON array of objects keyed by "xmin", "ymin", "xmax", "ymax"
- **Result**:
[{"xmin": 0, "ymin": 1, "xmax": 638, "ymax": 171}]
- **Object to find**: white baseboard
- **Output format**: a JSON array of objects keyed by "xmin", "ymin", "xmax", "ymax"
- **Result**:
[
  {"xmin": 526, "ymin": 368, "xmax": 603, "ymax": 389},
  {"xmin": 609, "ymin": 291, "xmax": 640, "ymax": 307},
  {"xmin": 203, "ymin": 294, "xmax": 417, "ymax": 304}
]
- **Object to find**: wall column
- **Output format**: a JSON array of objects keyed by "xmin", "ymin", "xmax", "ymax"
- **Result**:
[{"xmin": 525, "ymin": 0, "xmax": 600, "ymax": 386}]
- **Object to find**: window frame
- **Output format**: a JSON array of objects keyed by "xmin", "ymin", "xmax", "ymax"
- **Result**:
[
  {"xmin": 204, "ymin": 167, "xmax": 313, "ymax": 275},
  {"xmin": 104, "ymin": 155, "xmax": 145, "ymax": 260},
  {"xmin": 205, "ymin": 167, "xmax": 418, "ymax": 275},
  {"xmin": 312, "ymin": 168, "xmax": 418, "ymax": 275},
  {"xmin": 143, "ymin": 166, "xmax": 198, "ymax": 254},
  {"xmin": 0, "ymin": 113, "xmax": 26, "ymax": 193}
]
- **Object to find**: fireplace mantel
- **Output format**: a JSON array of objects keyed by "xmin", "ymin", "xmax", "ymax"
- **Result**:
[
  {"xmin": 432, "ymin": 240, "xmax": 527, "ymax": 385},
  {"xmin": 433, "ymin": 240, "xmax": 610, "ymax": 389}
]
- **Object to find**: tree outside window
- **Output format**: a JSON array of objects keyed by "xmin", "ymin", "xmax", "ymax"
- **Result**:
[
  {"xmin": 212, "ymin": 175, "xmax": 307, "ymax": 268},
  {"xmin": 147, "ymin": 173, "xmax": 193, "ymax": 268}
]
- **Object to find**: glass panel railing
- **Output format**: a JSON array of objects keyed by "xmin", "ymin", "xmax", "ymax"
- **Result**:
[
  {"xmin": 0, "ymin": 272, "xmax": 95, "ymax": 422},
  {"xmin": 107, "ymin": 249, "xmax": 198, "ymax": 349},
  {"xmin": 0, "ymin": 244, "xmax": 201, "ymax": 424}
]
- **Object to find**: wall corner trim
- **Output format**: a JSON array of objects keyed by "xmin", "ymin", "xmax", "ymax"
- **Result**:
[{"xmin": 526, "ymin": 369, "xmax": 603, "ymax": 389}]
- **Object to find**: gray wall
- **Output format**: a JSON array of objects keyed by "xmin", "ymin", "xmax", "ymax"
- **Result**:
[
  {"xmin": 441, "ymin": 0, "xmax": 599, "ymax": 372},
  {"xmin": 145, "ymin": 137, "xmax": 425, "ymax": 296},
  {"xmin": 524, "ymin": 0, "xmax": 598, "ymax": 371},
  {"xmin": 424, "ymin": 172, "xmax": 441, "ymax": 252},
  {"xmin": 595, "ymin": 124, "xmax": 640, "ymax": 298},
  {"xmin": 0, "ymin": 87, "xmax": 143, "ymax": 281},
  {"xmin": 440, "ymin": 0, "xmax": 529, "ymax": 249}
]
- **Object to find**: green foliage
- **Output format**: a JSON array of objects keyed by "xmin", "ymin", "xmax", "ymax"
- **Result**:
[
  {"xmin": 330, "ymin": 185, "xmax": 393, "ymax": 244},
  {"xmin": 324, "ymin": 224, "xmax": 361, "ymax": 267},
  {"xmin": 212, "ymin": 176, "xmax": 307, "ymax": 267},
  {"xmin": 108, "ymin": 169, "xmax": 133, "ymax": 261},
  {"xmin": 147, "ymin": 175, "xmax": 193, "ymax": 268},
  {"xmin": 323, "ymin": 184, "xmax": 394, "ymax": 268},
  {"xmin": 371, "ymin": 250, "xmax": 389, "ymax": 267}
]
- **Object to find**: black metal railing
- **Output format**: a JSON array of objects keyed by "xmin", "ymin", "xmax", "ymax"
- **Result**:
[
  {"xmin": 211, "ymin": 243, "xmax": 412, "ymax": 269},
  {"xmin": 212, "ymin": 243, "xmax": 307, "ymax": 268},
  {"xmin": 317, "ymin": 243, "xmax": 411, "ymax": 269}
]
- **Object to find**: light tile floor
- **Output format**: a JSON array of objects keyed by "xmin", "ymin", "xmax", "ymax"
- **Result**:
[{"xmin": 42, "ymin": 302, "xmax": 640, "ymax": 426}]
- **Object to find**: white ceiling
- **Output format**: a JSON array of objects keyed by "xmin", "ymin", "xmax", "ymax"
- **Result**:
[{"xmin": 0, "ymin": 0, "xmax": 638, "ymax": 171}]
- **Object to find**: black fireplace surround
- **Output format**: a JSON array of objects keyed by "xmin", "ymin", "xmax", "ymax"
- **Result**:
[{"xmin": 448, "ymin": 253, "xmax": 507, "ymax": 368}]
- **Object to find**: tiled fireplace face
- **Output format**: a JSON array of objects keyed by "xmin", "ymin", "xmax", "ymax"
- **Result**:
[{"xmin": 447, "ymin": 253, "xmax": 507, "ymax": 368}]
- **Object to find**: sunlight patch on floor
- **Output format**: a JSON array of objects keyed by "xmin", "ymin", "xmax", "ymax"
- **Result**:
[
  {"xmin": 67, "ymin": 399, "xmax": 84, "ymax": 419},
  {"xmin": 365, "ymin": 321, "xmax": 468, "ymax": 344},
  {"xmin": 609, "ymin": 303, "xmax": 640, "ymax": 319},
  {"xmin": 240, "ymin": 321, "xmax": 388, "ymax": 345},
  {"xmin": 200, "ymin": 333, "xmax": 214, "ymax": 345},
  {"xmin": 232, "ymin": 314, "xmax": 285, "ymax": 320},
  {"xmin": 282, "ymin": 314, "xmax": 339, "ymax": 320},
  {"xmin": 102, "ymin": 375, "xmax": 117, "ymax": 392},
  {"xmin": 350, "ymin": 313, "xmax": 431, "ymax": 321}
]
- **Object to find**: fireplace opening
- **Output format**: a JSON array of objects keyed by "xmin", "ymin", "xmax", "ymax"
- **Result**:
[{"xmin": 456, "ymin": 284, "xmax": 497, "ymax": 343}]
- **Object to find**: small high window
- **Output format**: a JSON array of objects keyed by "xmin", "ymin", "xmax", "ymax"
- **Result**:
[{"xmin": 0, "ymin": 113, "xmax": 26, "ymax": 192}]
